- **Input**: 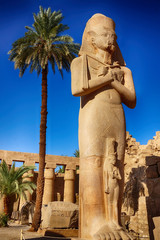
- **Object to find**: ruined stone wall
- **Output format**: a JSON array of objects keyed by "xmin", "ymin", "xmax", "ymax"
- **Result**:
[{"xmin": 123, "ymin": 131, "xmax": 160, "ymax": 240}]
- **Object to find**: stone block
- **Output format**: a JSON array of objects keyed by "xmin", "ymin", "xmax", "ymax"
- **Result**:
[
  {"xmin": 157, "ymin": 162, "xmax": 160, "ymax": 175},
  {"xmin": 146, "ymin": 165, "xmax": 159, "ymax": 179},
  {"xmin": 146, "ymin": 156, "xmax": 160, "ymax": 166},
  {"xmin": 147, "ymin": 179, "xmax": 160, "ymax": 198},
  {"xmin": 139, "ymin": 149, "xmax": 153, "ymax": 156},
  {"xmin": 153, "ymin": 216, "xmax": 160, "ymax": 240},
  {"xmin": 41, "ymin": 201, "xmax": 79, "ymax": 229}
]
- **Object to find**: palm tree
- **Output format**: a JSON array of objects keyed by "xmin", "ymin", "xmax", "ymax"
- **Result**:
[
  {"xmin": 8, "ymin": 6, "xmax": 80, "ymax": 231},
  {"xmin": 0, "ymin": 160, "xmax": 36, "ymax": 216},
  {"xmin": 73, "ymin": 149, "xmax": 79, "ymax": 158}
]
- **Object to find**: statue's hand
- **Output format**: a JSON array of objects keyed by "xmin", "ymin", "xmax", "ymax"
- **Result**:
[
  {"xmin": 110, "ymin": 68, "xmax": 124, "ymax": 84},
  {"xmin": 103, "ymin": 70, "xmax": 114, "ymax": 84}
]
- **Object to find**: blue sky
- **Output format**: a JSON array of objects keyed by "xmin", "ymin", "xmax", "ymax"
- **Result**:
[{"xmin": 0, "ymin": 0, "xmax": 160, "ymax": 157}]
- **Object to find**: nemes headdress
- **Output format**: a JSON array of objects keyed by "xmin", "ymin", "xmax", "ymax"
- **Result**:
[
  {"xmin": 79, "ymin": 13, "xmax": 125, "ymax": 66},
  {"xmin": 86, "ymin": 14, "xmax": 115, "ymax": 34}
]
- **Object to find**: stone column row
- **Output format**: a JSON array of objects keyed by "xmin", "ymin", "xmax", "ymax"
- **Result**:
[
  {"xmin": 43, "ymin": 168, "xmax": 76, "ymax": 204},
  {"xmin": 19, "ymin": 167, "xmax": 76, "ymax": 206},
  {"xmin": 0, "ymin": 165, "xmax": 76, "ymax": 213}
]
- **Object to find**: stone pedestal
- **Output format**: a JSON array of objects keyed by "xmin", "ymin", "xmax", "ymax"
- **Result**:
[
  {"xmin": 64, "ymin": 169, "xmax": 75, "ymax": 203},
  {"xmin": 43, "ymin": 168, "xmax": 55, "ymax": 205}
]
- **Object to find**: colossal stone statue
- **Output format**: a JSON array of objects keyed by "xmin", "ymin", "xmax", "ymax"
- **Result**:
[{"xmin": 71, "ymin": 14, "xmax": 136, "ymax": 240}]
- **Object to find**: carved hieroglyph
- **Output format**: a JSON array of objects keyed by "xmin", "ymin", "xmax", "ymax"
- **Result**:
[{"xmin": 71, "ymin": 14, "xmax": 136, "ymax": 240}]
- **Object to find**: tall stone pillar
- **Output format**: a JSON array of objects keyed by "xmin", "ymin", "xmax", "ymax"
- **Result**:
[
  {"xmin": 64, "ymin": 169, "xmax": 75, "ymax": 203},
  {"xmin": 43, "ymin": 168, "xmax": 55, "ymax": 205},
  {"xmin": 24, "ymin": 169, "xmax": 34, "ymax": 202},
  {"xmin": 19, "ymin": 169, "xmax": 34, "ymax": 209}
]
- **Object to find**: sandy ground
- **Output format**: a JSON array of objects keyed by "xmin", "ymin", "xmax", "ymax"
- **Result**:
[{"xmin": 0, "ymin": 222, "xmax": 68, "ymax": 240}]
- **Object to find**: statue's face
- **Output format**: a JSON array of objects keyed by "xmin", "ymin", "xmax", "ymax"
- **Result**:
[{"xmin": 92, "ymin": 27, "xmax": 116, "ymax": 52}]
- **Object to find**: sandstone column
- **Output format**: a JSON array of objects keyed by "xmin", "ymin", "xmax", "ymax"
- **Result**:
[
  {"xmin": 19, "ymin": 168, "xmax": 34, "ymax": 209},
  {"xmin": 64, "ymin": 169, "xmax": 75, "ymax": 203},
  {"xmin": 43, "ymin": 168, "xmax": 55, "ymax": 205},
  {"xmin": 24, "ymin": 169, "xmax": 34, "ymax": 202}
]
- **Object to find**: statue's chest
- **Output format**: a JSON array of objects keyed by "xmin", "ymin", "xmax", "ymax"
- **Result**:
[{"xmin": 88, "ymin": 57, "xmax": 109, "ymax": 79}]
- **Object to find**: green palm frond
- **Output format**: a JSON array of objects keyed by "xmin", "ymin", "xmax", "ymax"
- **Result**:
[
  {"xmin": 8, "ymin": 6, "xmax": 80, "ymax": 77},
  {"xmin": 0, "ymin": 160, "xmax": 36, "ymax": 199}
]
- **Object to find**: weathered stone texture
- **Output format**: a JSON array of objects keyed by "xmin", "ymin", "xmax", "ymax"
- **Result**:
[
  {"xmin": 123, "ymin": 131, "xmax": 160, "ymax": 240},
  {"xmin": 146, "ymin": 165, "xmax": 159, "ymax": 178},
  {"xmin": 153, "ymin": 216, "xmax": 160, "ymax": 240},
  {"xmin": 41, "ymin": 201, "xmax": 79, "ymax": 229}
]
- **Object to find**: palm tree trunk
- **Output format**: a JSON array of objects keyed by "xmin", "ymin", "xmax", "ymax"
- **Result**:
[
  {"xmin": 32, "ymin": 65, "xmax": 48, "ymax": 231},
  {"xmin": 3, "ymin": 195, "xmax": 10, "ymax": 216}
]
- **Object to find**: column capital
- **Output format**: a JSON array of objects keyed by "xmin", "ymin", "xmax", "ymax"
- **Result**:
[
  {"xmin": 64, "ymin": 169, "xmax": 75, "ymax": 181},
  {"xmin": 44, "ymin": 168, "xmax": 55, "ymax": 179},
  {"xmin": 66, "ymin": 163, "xmax": 77, "ymax": 170}
]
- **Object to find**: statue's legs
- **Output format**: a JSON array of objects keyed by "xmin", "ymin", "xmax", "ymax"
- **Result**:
[
  {"xmin": 107, "ymin": 184, "xmax": 120, "ymax": 228},
  {"xmin": 79, "ymin": 156, "xmax": 105, "ymax": 238},
  {"xmin": 79, "ymin": 156, "xmax": 131, "ymax": 240},
  {"xmin": 79, "ymin": 104, "xmax": 134, "ymax": 239}
]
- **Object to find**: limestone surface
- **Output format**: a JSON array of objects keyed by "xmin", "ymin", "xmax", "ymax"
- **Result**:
[{"xmin": 41, "ymin": 201, "xmax": 79, "ymax": 229}]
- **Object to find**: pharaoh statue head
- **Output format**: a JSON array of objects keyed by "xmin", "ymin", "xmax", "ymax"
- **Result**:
[{"xmin": 79, "ymin": 13, "xmax": 125, "ymax": 66}]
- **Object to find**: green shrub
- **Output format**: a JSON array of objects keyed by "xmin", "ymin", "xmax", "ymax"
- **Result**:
[{"xmin": 0, "ymin": 213, "xmax": 9, "ymax": 227}]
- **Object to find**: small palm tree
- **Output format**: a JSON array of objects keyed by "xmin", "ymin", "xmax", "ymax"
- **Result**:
[
  {"xmin": 8, "ymin": 6, "xmax": 80, "ymax": 230},
  {"xmin": 56, "ymin": 165, "xmax": 65, "ymax": 173},
  {"xmin": 0, "ymin": 160, "xmax": 36, "ymax": 216},
  {"xmin": 73, "ymin": 149, "xmax": 79, "ymax": 158}
]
